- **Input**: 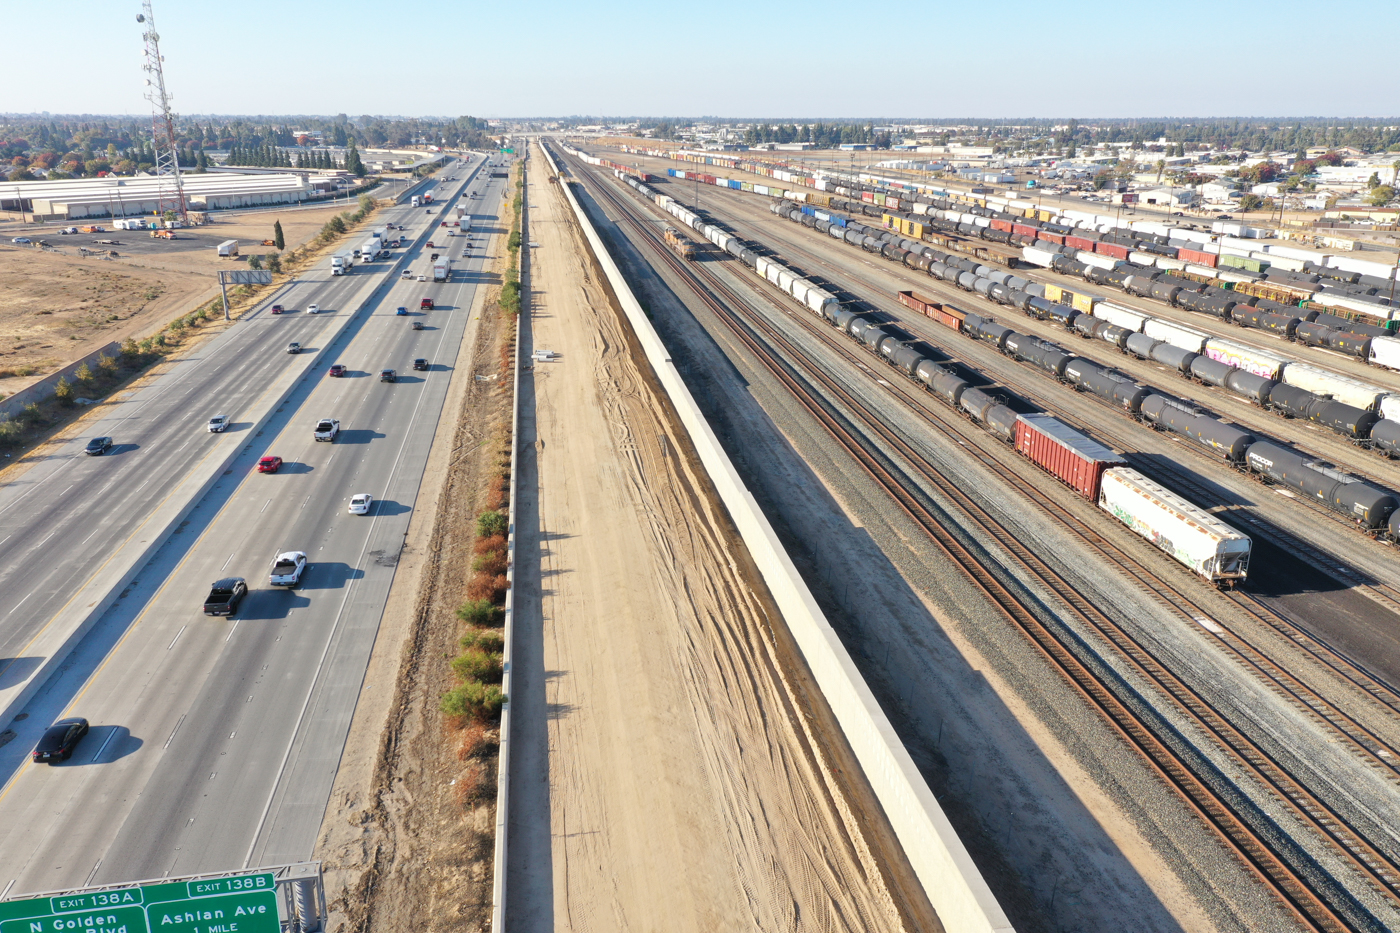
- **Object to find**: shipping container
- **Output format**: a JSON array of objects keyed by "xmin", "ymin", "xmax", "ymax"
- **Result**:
[
  {"xmin": 1094, "ymin": 302, "xmax": 1148, "ymax": 333},
  {"xmin": 1144, "ymin": 319, "xmax": 1210, "ymax": 353},
  {"xmin": 1099, "ymin": 469, "xmax": 1250, "ymax": 583},
  {"xmin": 1014, "ymin": 414, "xmax": 1124, "ymax": 498}
]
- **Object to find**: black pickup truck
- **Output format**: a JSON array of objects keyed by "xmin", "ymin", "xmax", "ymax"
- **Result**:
[{"xmin": 203, "ymin": 578, "xmax": 248, "ymax": 616}]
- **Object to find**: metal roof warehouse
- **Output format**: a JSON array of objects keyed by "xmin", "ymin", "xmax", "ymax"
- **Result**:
[{"xmin": 2, "ymin": 173, "xmax": 314, "ymax": 220}]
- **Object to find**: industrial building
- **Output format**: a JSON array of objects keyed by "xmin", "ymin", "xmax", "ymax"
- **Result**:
[{"xmin": 1, "ymin": 172, "xmax": 314, "ymax": 220}]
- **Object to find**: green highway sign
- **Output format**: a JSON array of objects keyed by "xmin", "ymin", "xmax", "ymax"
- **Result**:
[{"xmin": 0, "ymin": 873, "xmax": 277, "ymax": 933}]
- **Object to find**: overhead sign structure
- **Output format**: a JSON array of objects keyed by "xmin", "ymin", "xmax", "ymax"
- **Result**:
[
  {"xmin": 0, "ymin": 872, "xmax": 279, "ymax": 933},
  {"xmin": 217, "ymin": 269, "xmax": 274, "ymax": 321}
]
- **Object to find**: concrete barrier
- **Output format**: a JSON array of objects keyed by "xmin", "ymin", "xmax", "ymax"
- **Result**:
[
  {"xmin": 540, "ymin": 141, "xmax": 1014, "ymax": 933},
  {"xmin": 0, "ymin": 342, "xmax": 121, "ymax": 419},
  {"xmin": 491, "ymin": 154, "xmax": 524, "ymax": 933}
]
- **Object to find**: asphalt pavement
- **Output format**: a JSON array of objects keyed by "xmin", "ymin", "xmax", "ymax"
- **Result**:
[{"xmin": 0, "ymin": 152, "xmax": 510, "ymax": 894}]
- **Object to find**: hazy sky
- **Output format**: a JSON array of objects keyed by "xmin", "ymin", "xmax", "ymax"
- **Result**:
[{"xmin": 5, "ymin": 0, "xmax": 1397, "ymax": 119}]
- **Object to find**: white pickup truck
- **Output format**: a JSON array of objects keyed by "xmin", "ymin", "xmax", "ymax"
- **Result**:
[
  {"xmin": 314, "ymin": 418, "xmax": 340, "ymax": 442},
  {"xmin": 269, "ymin": 551, "xmax": 307, "ymax": 587}
]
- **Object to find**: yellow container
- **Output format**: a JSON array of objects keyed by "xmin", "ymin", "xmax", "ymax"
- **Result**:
[
  {"xmin": 1071, "ymin": 292, "xmax": 1097, "ymax": 314},
  {"xmin": 1045, "ymin": 283, "xmax": 1068, "ymax": 304}
]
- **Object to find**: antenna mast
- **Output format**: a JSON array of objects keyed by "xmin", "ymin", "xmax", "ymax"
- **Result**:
[{"xmin": 137, "ymin": 0, "xmax": 188, "ymax": 224}]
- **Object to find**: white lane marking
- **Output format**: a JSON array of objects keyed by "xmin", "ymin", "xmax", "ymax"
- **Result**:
[
  {"xmin": 61, "ymin": 485, "xmax": 74, "ymax": 496},
  {"xmin": 84, "ymin": 860, "xmax": 102, "ymax": 886},
  {"xmin": 0, "ymin": 881, "xmax": 12, "ymax": 901},
  {"xmin": 221, "ymin": 552, "xmax": 234, "ymax": 570},
  {"xmin": 226, "ymin": 620, "xmax": 240, "ymax": 642},
  {"xmin": 164, "ymin": 714, "xmax": 186, "ymax": 749},
  {"xmin": 8, "ymin": 593, "xmax": 32, "ymax": 615},
  {"xmin": 39, "ymin": 531, "xmax": 56, "ymax": 546},
  {"xmin": 260, "ymin": 499, "xmax": 271, "ymax": 513},
  {"xmin": 92, "ymin": 729, "xmax": 119, "ymax": 763},
  {"xmin": 80, "ymin": 524, "xmax": 106, "ymax": 545},
  {"xmin": 167, "ymin": 625, "xmax": 187, "ymax": 651},
  {"xmin": 302, "ymin": 496, "xmax": 311, "ymax": 510}
]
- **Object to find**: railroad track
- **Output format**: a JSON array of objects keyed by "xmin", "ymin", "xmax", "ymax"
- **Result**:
[
  {"xmin": 684, "ymin": 186, "xmax": 1400, "ymax": 726},
  {"xmin": 563, "ymin": 151, "xmax": 1400, "ymax": 933}
]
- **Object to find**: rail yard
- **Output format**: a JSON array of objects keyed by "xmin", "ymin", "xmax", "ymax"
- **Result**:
[{"xmin": 550, "ymin": 137, "xmax": 1400, "ymax": 933}]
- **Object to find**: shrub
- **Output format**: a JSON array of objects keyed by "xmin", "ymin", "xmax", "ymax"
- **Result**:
[
  {"xmin": 451, "ymin": 648, "xmax": 504, "ymax": 684},
  {"xmin": 507, "ymin": 229, "xmax": 521, "ymax": 252},
  {"xmin": 441, "ymin": 681, "xmax": 505, "ymax": 720},
  {"xmin": 456, "ymin": 599, "xmax": 503, "ymax": 627},
  {"xmin": 476, "ymin": 510, "xmax": 508, "ymax": 538},
  {"xmin": 472, "ymin": 550, "xmax": 507, "ymax": 576},
  {"xmin": 97, "ymin": 353, "xmax": 119, "ymax": 376},
  {"xmin": 53, "ymin": 376, "xmax": 74, "ymax": 406},
  {"xmin": 120, "ymin": 337, "xmax": 141, "ymax": 359},
  {"xmin": 473, "ymin": 534, "xmax": 507, "ymax": 556},
  {"xmin": 466, "ymin": 573, "xmax": 507, "ymax": 603},
  {"xmin": 74, "ymin": 363, "xmax": 93, "ymax": 384},
  {"xmin": 461, "ymin": 628, "xmax": 506, "ymax": 653}
]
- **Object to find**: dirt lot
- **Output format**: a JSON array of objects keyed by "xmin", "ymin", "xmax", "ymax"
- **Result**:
[
  {"xmin": 0, "ymin": 203, "xmax": 361, "ymax": 396},
  {"xmin": 500, "ymin": 147, "xmax": 919, "ymax": 932}
]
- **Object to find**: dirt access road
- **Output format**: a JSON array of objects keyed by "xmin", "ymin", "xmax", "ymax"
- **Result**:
[{"xmin": 503, "ymin": 149, "xmax": 923, "ymax": 932}]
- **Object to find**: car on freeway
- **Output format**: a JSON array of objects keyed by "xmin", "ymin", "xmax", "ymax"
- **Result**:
[
  {"xmin": 203, "ymin": 577, "xmax": 248, "ymax": 616},
  {"xmin": 269, "ymin": 550, "xmax": 307, "ymax": 587},
  {"xmin": 32, "ymin": 718, "xmax": 89, "ymax": 764},
  {"xmin": 420, "ymin": 298, "xmax": 434, "ymax": 310},
  {"xmin": 413, "ymin": 358, "xmax": 429, "ymax": 371},
  {"xmin": 84, "ymin": 436, "xmax": 113, "ymax": 456},
  {"xmin": 379, "ymin": 369, "xmax": 397, "ymax": 383},
  {"xmin": 207, "ymin": 414, "xmax": 230, "ymax": 433},
  {"xmin": 396, "ymin": 306, "xmax": 408, "ymax": 316},
  {"xmin": 440, "ymin": 222, "xmax": 448, "ymax": 227},
  {"xmin": 307, "ymin": 304, "xmax": 320, "ymax": 314},
  {"xmin": 11, "ymin": 237, "xmax": 31, "ymax": 245},
  {"xmin": 401, "ymin": 269, "xmax": 413, "ymax": 279},
  {"xmin": 348, "ymin": 493, "xmax": 373, "ymax": 515},
  {"xmin": 287, "ymin": 342, "xmax": 302, "ymax": 354},
  {"xmin": 327, "ymin": 364, "xmax": 346, "ymax": 377},
  {"xmin": 257, "ymin": 455, "xmax": 283, "ymax": 473},
  {"xmin": 412, "ymin": 321, "xmax": 424, "ymax": 330},
  {"xmin": 271, "ymin": 304, "xmax": 285, "ymax": 314},
  {"xmin": 426, "ymin": 241, "xmax": 435, "ymax": 249}
]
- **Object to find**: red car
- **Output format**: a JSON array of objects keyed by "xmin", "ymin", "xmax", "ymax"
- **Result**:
[
  {"xmin": 327, "ymin": 364, "xmax": 346, "ymax": 377},
  {"xmin": 440, "ymin": 221, "xmax": 448, "ymax": 227},
  {"xmin": 257, "ymin": 455, "xmax": 283, "ymax": 473},
  {"xmin": 420, "ymin": 298, "xmax": 434, "ymax": 310},
  {"xmin": 271, "ymin": 304, "xmax": 284, "ymax": 315},
  {"xmin": 426, "ymin": 241, "xmax": 435, "ymax": 248}
]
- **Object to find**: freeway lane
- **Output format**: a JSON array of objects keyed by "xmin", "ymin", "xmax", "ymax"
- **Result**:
[
  {"xmin": 0, "ymin": 156, "xmax": 482, "ymax": 726},
  {"xmin": 0, "ymin": 154, "xmax": 508, "ymax": 891}
]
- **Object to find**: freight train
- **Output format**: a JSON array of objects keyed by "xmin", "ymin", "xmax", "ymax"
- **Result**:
[
  {"xmin": 591, "ymin": 172, "xmax": 1257, "ymax": 584},
  {"xmin": 763, "ymin": 200, "xmax": 1400, "ymax": 460},
  {"xmin": 569, "ymin": 143, "xmax": 1400, "ymax": 555}
]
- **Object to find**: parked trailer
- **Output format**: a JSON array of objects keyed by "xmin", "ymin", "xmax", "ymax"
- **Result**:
[
  {"xmin": 1098, "ymin": 468, "xmax": 1251, "ymax": 585},
  {"xmin": 1014, "ymin": 413, "xmax": 1124, "ymax": 499},
  {"xmin": 217, "ymin": 239, "xmax": 239, "ymax": 258}
]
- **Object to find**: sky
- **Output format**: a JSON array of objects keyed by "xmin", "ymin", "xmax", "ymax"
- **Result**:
[{"xmin": 4, "ymin": 0, "xmax": 1397, "ymax": 120}]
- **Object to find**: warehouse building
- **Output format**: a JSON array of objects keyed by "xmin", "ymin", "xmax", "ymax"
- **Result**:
[{"xmin": 2, "ymin": 173, "xmax": 313, "ymax": 220}]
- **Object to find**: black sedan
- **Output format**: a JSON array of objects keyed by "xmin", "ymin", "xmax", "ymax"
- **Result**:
[
  {"xmin": 84, "ymin": 437, "xmax": 113, "ymax": 456},
  {"xmin": 412, "ymin": 358, "xmax": 430, "ymax": 371},
  {"xmin": 32, "ymin": 718, "xmax": 90, "ymax": 764}
]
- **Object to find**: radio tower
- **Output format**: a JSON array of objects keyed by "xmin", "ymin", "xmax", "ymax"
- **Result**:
[{"xmin": 137, "ymin": 0, "xmax": 188, "ymax": 224}]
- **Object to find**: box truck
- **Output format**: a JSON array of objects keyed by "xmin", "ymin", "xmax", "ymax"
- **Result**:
[{"xmin": 433, "ymin": 257, "xmax": 450, "ymax": 282}]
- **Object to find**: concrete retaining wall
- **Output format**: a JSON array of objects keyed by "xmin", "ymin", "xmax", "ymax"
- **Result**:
[
  {"xmin": 540, "ymin": 141, "xmax": 1014, "ymax": 933},
  {"xmin": 0, "ymin": 342, "xmax": 121, "ymax": 420}
]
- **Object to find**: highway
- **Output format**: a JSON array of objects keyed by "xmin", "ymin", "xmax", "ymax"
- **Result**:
[{"xmin": 0, "ymin": 153, "xmax": 508, "ymax": 893}]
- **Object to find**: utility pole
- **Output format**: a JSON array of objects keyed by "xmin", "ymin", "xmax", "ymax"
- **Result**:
[{"xmin": 137, "ymin": 0, "xmax": 188, "ymax": 225}]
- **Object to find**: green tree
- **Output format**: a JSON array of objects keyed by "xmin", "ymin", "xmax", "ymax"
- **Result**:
[
  {"xmin": 345, "ymin": 141, "xmax": 365, "ymax": 177},
  {"xmin": 74, "ymin": 362, "xmax": 94, "ymax": 385},
  {"xmin": 54, "ymin": 376, "xmax": 74, "ymax": 406},
  {"xmin": 1239, "ymin": 193, "xmax": 1264, "ymax": 212},
  {"xmin": 273, "ymin": 219, "xmax": 284, "ymax": 251},
  {"xmin": 1367, "ymin": 185, "xmax": 1395, "ymax": 206},
  {"xmin": 327, "ymin": 215, "xmax": 347, "ymax": 235},
  {"xmin": 265, "ymin": 252, "xmax": 282, "ymax": 274},
  {"xmin": 247, "ymin": 254, "xmax": 262, "ymax": 270}
]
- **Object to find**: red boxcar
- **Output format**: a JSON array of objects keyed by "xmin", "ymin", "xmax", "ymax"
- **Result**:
[
  {"xmin": 1096, "ymin": 242, "xmax": 1130, "ymax": 260},
  {"xmin": 1012, "ymin": 223, "xmax": 1038, "ymax": 238},
  {"xmin": 1180, "ymin": 247, "xmax": 1217, "ymax": 268},
  {"xmin": 991, "ymin": 218, "xmax": 1014, "ymax": 233},
  {"xmin": 897, "ymin": 289, "xmax": 939, "ymax": 316},
  {"xmin": 1014, "ymin": 413, "xmax": 1125, "ymax": 499},
  {"xmin": 1065, "ymin": 235, "xmax": 1097, "ymax": 252},
  {"xmin": 1039, "ymin": 232, "xmax": 1066, "ymax": 245},
  {"xmin": 862, "ymin": 192, "xmax": 875, "ymax": 203}
]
